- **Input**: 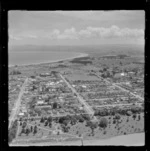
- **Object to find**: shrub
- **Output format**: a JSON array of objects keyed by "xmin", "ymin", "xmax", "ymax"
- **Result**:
[
  {"xmin": 138, "ymin": 114, "xmax": 141, "ymax": 121},
  {"xmin": 81, "ymin": 114, "xmax": 90, "ymax": 121},
  {"xmin": 132, "ymin": 114, "xmax": 137, "ymax": 120},
  {"xmin": 126, "ymin": 110, "xmax": 132, "ymax": 116},
  {"xmin": 99, "ymin": 118, "xmax": 108, "ymax": 129},
  {"xmin": 33, "ymin": 126, "xmax": 37, "ymax": 135},
  {"xmin": 22, "ymin": 121, "xmax": 27, "ymax": 128},
  {"xmin": 40, "ymin": 117, "xmax": 44, "ymax": 123},
  {"xmin": 113, "ymin": 119, "xmax": 116, "ymax": 124},
  {"xmin": 115, "ymin": 114, "xmax": 121, "ymax": 120},
  {"xmin": 53, "ymin": 102, "xmax": 58, "ymax": 109}
]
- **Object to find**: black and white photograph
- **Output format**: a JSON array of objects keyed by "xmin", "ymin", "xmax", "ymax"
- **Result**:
[{"xmin": 8, "ymin": 10, "xmax": 145, "ymax": 146}]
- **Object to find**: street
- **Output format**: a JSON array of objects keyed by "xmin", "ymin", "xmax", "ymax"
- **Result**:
[
  {"xmin": 9, "ymin": 78, "xmax": 29, "ymax": 128},
  {"xmin": 59, "ymin": 74, "xmax": 95, "ymax": 116},
  {"xmin": 95, "ymin": 74, "xmax": 144, "ymax": 101}
]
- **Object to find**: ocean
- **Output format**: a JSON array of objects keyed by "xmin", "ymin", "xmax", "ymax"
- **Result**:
[
  {"xmin": 9, "ymin": 51, "xmax": 86, "ymax": 66},
  {"xmin": 8, "ymin": 44, "xmax": 144, "ymax": 66}
]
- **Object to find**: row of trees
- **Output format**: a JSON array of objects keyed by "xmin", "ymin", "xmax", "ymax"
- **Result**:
[
  {"xmin": 20, "ymin": 125, "xmax": 38, "ymax": 136},
  {"xmin": 10, "ymin": 70, "xmax": 21, "ymax": 75},
  {"xmin": 94, "ymin": 106, "xmax": 144, "ymax": 117}
]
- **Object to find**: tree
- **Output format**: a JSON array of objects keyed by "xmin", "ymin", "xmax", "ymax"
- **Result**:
[
  {"xmin": 22, "ymin": 122, "xmax": 27, "ymax": 128},
  {"xmin": 21, "ymin": 128, "xmax": 26, "ymax": 134},
  {"xmin": 70, "ymin": 116, "xmax": 77, "ymax": 125},
  {"xmin": 113, "ymin": 119, "xmax": 116, "ymax": 124},
  {"xmin": 53, "ymin": 102, "xmax": 57, "ymax": 109},
  {"xmin": 99, "ymin": 118, "xmax": 108, "ymax": 129},
  {"xmin": 81, "ymin": 114, "xmax": 90, "ymax": 121},
  {"xmin": 132, "ymin": 114, "xmax": 137, "ymax": 120},
  {"xmin": 40, "ymin": 117, "xmax": 45, "ymax": 123},
  {"xmin": 86, "ymin": 121, "xmax": 98, "ymax": 134},
  {"xmin": 57, "ymin": 131, "xmax": 60, "ymax": 135},
  {"xmin": 49, "ymin": 122, "xmax": 52, "ymax": 128},
  {"xmin": 138, "ymin": 114, "xmax": 141, "ymax": 121},
  {"xmin": 47, "ymin": 116, "xmax": 52, "ymax": 123},
  {"xmin": 115, "ymin": 114, "xmax": 121, "ymax": 120},
  {"xmin": 33, "ymin": 126, "xmax": 37, "ymax": 135},
  {"xmin": 131, "ymin": 107, "xmax": 139, "ymax": 114},
  {"xmin": 30, "ymin": 126, "xmax": 33, "ymax": 132},
  {"xmin": 126, "ymin": 110, "xmax": 132, "ymax": 116},
  {"xmin": 126, "ymin": 117, "xmax": 129, "ymax": 122},
  {"xmin": 44, "ymin": 121, "xmax": 48, "ymax": 126},
  {"xmin": 25, "ymin": 128, "xmax": 30, "ymax": 136},
  {"xmin": 75, "ymin": 115, "xmax": 84, "ymax": 123}
]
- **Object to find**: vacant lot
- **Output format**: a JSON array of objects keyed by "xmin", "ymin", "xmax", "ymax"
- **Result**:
[
  {"xmin": 67, "ymin": 112, "xmax": 144, "ymax": 140},
  {"xmin": 66, "ymin": 73, "xmax": 100, "ymax": 81}
]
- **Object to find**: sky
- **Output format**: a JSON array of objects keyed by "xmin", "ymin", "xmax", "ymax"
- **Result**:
[{"xmin": 9, "ymin": 10, "xmax": 145, "ymax": 46}]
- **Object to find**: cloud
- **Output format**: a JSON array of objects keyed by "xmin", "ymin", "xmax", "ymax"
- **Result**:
[
  {"xmin": 9, "ymin": 25, "xmax": 144, "ymax": 41},
  {"xmin": 9, "ymin": 34, "xmax": 22, "ymax": 40},
  {"xmin": 83, "ymin": 25, "xmax": 144, "ymax": 38},
  {"xmin": 25, "ymin": 34, "xmax": 37, "ymax": 38},
  {"xmin": 51, "ymin": 25, "xmax": 144, "ymax": 40}
]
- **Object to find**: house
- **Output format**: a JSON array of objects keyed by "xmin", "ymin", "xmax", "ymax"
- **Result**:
[
  {"xmin": 37, "ymin": 100, "xmax": 44, "ymax": 105},
  {"xmin": 127, "ymin": 71, "xmax": 135, "ymax": 76},
  {"xmin": 114, "ymin": 72, "xmax": 127, "ymax": 78},
  {"xmin": 19, "ymin": 112, "xmax": 24, "ymax": 116}
]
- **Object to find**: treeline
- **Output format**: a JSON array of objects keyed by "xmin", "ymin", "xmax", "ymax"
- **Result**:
[
  {"xmin": 70, "ymin": 60, "xmax": 92, "ymax": 65},
  {"xmin": 94, "ymin": 106, "xmax": 144, "ymax": 117},
  {"xmin": 71, "ymin": 56, "xmax": 91, "ymax": 61},
  {"xmin": 70, "ymin": 57, "xmax": 92, "ymax": 65},
  {"xmin": 10, "ymin": 70, "xmax": 21, "ymax": 75}
]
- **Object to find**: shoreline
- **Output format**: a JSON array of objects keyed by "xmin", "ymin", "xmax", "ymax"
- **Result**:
[
  {"xmin": 10, "ymin": 132, "xmax": 145, "ymax": 146},
  {"xmin": 9, "ymin": 52, "xmax": 89, "ymax": 68}
]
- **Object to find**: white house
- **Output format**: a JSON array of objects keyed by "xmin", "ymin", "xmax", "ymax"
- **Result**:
[
  {"xmin": 19, "ymin": 112, "xmax": 24, "ymax": 116},
  {"xmin": 37, "ymin": 100, "xmax": 44, "ymax": 105}
]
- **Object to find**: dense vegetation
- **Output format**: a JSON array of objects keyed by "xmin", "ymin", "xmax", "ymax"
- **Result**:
[
  {"xmin": 94, "ymin": 106, "xmax": 144, "ymax": 117},
  {"xmin": 10, "ymin": 70, "xmax": 21, "ymax": 75},
  {"xmin": 70, "ymin": 60, "xmax": 92, "ymax": 65},
  {"xmin": 8, "ymin": 120, "xmax": 18, "ymax": 143}
]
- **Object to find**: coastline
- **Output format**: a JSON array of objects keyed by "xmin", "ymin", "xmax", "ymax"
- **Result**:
[{"xmin": 9, "ymin": 52, "xmax": 89, "ymax": 68}]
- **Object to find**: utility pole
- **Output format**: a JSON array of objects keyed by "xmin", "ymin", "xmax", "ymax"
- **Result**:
[{"xmin": 79, "ymin": 134, "xmax": 83, "ymax": 146}]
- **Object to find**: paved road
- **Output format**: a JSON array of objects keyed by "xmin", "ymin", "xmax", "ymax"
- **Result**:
[
  {"xmin": 95, "ymin": 74, "xmax": 144, "ymax": 101},
  {"xmin": 59, "ymin": 74, "xmax": 95, "ymax": 116},
  {"xmin": 9, "ymin": 78, "xmax": 28, "ymax": 128}
]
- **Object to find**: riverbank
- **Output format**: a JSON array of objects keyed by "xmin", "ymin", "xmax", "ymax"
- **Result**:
[
  {"xmin": 10, "ymin": 132, "xmax": 144, "ymax": 146},
  {"xmin": 9, "ymin": 52, "xmax": 89, "ymax": 68}
]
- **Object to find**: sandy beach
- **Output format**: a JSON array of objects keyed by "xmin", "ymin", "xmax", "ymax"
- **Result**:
[
  {"xmin": 10, "ymin": 132, "xmax": 145, "ymax": 146},
  {"xmin": 9, "ymin": 52, "xmax": 89, "ymax": 68}
]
